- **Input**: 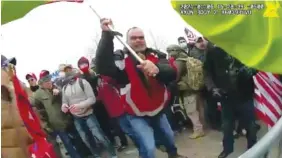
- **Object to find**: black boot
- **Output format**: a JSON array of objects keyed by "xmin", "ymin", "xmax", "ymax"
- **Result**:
[{"xmin": 218, "ymin": 150, "xmax": 233, "ymax": 158}]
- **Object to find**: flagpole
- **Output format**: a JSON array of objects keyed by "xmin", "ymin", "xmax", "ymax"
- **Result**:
[{"xmin": 87, "ymin": 5, "xmax": 144, "ymax": 64}]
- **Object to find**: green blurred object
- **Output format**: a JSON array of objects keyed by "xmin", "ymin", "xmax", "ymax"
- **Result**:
[
  {"xmin": 1, "ymin": 1, "xmax": 45, "ymax": 25},
  {"xmin": 171, "ymin": 1, "xmax": 282, "ymax": 73}
]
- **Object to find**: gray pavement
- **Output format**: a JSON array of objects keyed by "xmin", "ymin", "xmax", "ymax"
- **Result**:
[
  {"xmin": 60, "ymin": 121, "xmax": 272, "ymax": 158},
  {"xmin": 117, "ymin": 129, "xmax": 250, "ymax": 158}
]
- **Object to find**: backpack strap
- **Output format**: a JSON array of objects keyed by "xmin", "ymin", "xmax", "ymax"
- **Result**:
[
  {"xmin": 63, "ymin": 85, "xmax": 67, "ymax": 93},
  {"xmin": 78, "ymin": 78, "xmax": 85, "ymax": 92},
  {"xmin": 63, "ymin": 78, "xmax": 85, "ymax": 92},
  {"xmin": 176, "ymin": 57, "xmax": 188, "ymax": 62}
]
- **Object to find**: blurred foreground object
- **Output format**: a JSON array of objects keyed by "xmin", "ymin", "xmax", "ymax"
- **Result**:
[
  {"xmin": 1, "ymin": 55, "xmax": 33, "ymax": 158},
  {"xmin": 1, "ymin": 1, "xmax": 45, "ymax": 24},
  {"xmin": 171, "ymin": 1, "xmax": 282, "ymax": 73},
  {"xmin": 1, "ymin": 0, "xmax": 83, "ymax": 24}
]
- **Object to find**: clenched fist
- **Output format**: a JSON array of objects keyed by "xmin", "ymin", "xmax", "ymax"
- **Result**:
[
  {"xmin": 100, "ymin": 18, "xmax": 113, "ymax": 31},
  {"xmin": 137, "ymin": 60, "xmax": 159, "ymax": 77}
]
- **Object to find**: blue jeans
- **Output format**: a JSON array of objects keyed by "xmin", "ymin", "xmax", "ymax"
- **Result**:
[
  {"xmin": 118, "ymin": 113, "xmax": 177, "ymax": 158},
  {"xmin": 74, "ymin": 114, "xmax": 116, "ymax": 158},
  {"xmin": 52, "ymin": 131, "xmax": 81, "ymax": 158}
]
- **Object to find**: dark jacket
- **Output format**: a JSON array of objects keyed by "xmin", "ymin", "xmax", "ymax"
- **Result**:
[
  {"xmin": 94, "ymin": 31, "xmax": 177, "ymax": 88},
  {"xmin": 204, "ymin": 46, "xmax": 255, "ymax": 103},
  {"xmin": 81, "ymin": 72, "xmax": 99, "ymax": 96}
]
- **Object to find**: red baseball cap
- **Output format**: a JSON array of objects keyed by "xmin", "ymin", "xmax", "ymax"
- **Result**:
[
  {"xmin": 25, "ymin": 73, "xmax": 37, "ymax": 81},
  {"xmin": 38, "ymin": 70, "xmax": 51, "ymax": 83}
]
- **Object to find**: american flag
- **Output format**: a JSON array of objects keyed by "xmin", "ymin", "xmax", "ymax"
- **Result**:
[
  {"xmin": 253, "ymin": 72, "xmax": 282, "ymax": 127},
  {"xmin": 184, "ymin": 27, "xmax": 197, "ymax": 44}
]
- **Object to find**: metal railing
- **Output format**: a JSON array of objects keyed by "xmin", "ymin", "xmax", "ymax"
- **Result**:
[{"xmin": 239, "ymin": 118, "xmax": 282, "ymax": 158}]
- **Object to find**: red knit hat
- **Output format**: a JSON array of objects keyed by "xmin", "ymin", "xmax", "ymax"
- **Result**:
[{"xmin": 77, "ymin": 57, "xmax": 89, "ymax": 67}]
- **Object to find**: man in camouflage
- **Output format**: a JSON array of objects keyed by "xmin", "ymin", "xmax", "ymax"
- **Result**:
[{"xmin": 167, "ymin": 44, "xmax": 205, "ymax": 139}]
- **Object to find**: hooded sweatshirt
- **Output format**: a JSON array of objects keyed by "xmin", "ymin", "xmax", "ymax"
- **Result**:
[{"xmin": 62, "ymin": 72, "xmax": 96, "ymax": 117}]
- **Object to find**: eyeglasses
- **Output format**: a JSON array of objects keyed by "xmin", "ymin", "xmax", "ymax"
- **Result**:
[{"xmin": 130, "ymin": 36, "xmax": 144, "ymax": 40}]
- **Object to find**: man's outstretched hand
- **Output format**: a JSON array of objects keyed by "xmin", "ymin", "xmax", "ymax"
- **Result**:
[
  {"xmin": 137, "ymin": 60, "xmax": 159, "ymax": 77},
  {"xmin": 100, "ymin": 18, "xmax": 123, "ymax": 36},
  {"xmin": 100, "ymin": 18, "xmax": 113, "ymax": 31}
]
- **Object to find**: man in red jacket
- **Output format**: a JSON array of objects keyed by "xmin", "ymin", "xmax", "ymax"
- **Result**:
[{"xmin": 94, "ymin": 18, "xmax": 187, "ymax": 158}]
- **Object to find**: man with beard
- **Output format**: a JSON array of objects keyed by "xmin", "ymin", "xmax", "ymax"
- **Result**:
[{"xmin": 94, "ymin": 18, "xmax": 187, "ymax": 158}]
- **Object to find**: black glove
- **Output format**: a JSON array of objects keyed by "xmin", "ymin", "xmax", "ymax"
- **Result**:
[
  {"xmin": 211, "ymin": 88, "xmax": 223, "ymax": 98},
  {"xmin": 112, "ymin": 31, "xmax": 123, "ymax": 37}
]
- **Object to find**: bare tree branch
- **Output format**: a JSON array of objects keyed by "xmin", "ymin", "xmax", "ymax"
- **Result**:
[
  {"xmin": 86, "ymin": 32, "xmax": 100, "ymax": 61},
  {"xmin": 148, "ymin": 29, "xmax": 159, "ymax": 50},
  {"xmin": 148, "ymin": 30, "xmax": 169, "ymax": 53}
]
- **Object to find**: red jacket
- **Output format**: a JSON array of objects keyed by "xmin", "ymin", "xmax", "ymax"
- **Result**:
[
  {"xmin": 120, "ymin": 53, "xmax": 171, "ymax": 116},
  {"xmin": 97, "ymin": 76, "xmax": 125, "ymax": 118},
  {"xmin": 95, "ymin": 32, "xmax": 178, "ymax": 117}
]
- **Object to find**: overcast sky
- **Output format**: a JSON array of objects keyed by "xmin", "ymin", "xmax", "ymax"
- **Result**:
[{"xmin": 1, "ymin": 0, "xmax": 201, "ymax": 83}]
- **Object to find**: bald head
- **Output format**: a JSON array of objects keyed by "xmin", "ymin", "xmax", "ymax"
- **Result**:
[{"xmin": 126, "ymin": 27, "xmax": 147, "ymax": 52}]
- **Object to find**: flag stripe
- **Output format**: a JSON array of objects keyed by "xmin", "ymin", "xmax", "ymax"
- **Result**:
[
  {"xmin": 260, "ymin": 72, "xmax": 282, "ymax": 95},
  {"xmin": 254, "ymin": 89, "xmax": 279, "ymax": 123},
  {"xmin": 254, "ymin": 72, "xmax": 282, "ymax": 127},
  {"xmin": 256, "ymin": 74, "xmax": 282, "ymax": 111}
]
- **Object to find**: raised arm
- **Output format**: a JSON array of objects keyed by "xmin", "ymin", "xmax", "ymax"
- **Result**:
[{"xmin": 95, "ymin": 31, "xmax": 118, "ymax": 78}]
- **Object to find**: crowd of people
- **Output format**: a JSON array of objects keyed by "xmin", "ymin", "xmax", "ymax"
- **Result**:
[{"xmin": 2, "ymin": 18, "xmax": 282, "ymax": 158}]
